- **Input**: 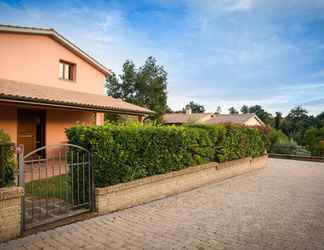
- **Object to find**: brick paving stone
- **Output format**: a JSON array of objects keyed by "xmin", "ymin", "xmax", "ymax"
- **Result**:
[{"xmin": 1, "ymin": 158, "xmax": 324, "ymax": 249}]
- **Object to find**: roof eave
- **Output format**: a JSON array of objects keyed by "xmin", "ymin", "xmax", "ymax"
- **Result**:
[{"xmin": 0, "ymin": 96, "xmax": 153, "ymax": 116}]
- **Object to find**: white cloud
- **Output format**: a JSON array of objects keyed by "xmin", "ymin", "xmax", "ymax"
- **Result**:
[
  {"xmin": 1, "ymin": 0, "xmax": 324, "ymax": 116},
  {"xmin": 226, "ymin": 0, "xmax": 253, "ymax": 11}
]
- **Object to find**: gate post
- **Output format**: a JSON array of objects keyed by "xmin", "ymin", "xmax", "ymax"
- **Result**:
[
  {"xmin": 90, "ymin": 150, "xmax": 96, "ymax": 212},
  {"xmin": 17, "ymin": 144, "xmax": 25, "ymax": 233}
]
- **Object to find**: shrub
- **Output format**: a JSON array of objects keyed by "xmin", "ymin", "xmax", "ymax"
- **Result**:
[
  {"xmin": 189, "ymin": 124, "xmax": 266, "ymax": 162},
  {"xmin": 0, "ymin": 129, "xmax": 15, "ymax": 187},
  {"xmin": 270, "ymin": 140, "xmax": 311, "ymax": 156},
  {"xmin": 66, "ymin": 124, "xmax": 214, "ymax": 187},
  {"xmin": 66, "ymin": 123, "xmax": 267, "ymax": 187},
  {"xmin": 268, "ymin": 128, "xmax": 289, "ymax": 152}
]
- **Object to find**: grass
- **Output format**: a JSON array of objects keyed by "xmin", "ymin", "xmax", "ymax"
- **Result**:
[{"xmin": 25, "ymin": 174, "xmax": 72, "ymax": 202}]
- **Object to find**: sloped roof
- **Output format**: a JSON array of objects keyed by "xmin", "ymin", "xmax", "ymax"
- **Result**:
[
  {"xmin": 162, "ymin": 113, "xmax": 264, "ymax": 126},
  {"xmin": 0, "ymin": 78, "xmax": 153, "ymax": 115},
  {"xmin": 204, "ymin": 114, "xmax": 257, "ymax": 125},
  {"xmin": 163, "ymin": 113, "xmax": 213, "ymax": 124},
  {"xmin": 0, "ymin": 24, "xmax": 111, "ymax": 76}
]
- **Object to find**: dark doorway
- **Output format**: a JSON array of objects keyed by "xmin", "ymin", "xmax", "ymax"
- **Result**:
[{"xmin": 17, "ymin": 109, "xmax": 46, "ymax": 155}]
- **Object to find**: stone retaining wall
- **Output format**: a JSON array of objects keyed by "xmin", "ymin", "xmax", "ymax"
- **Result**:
[
  {"xmin": 269, "ymin": 153, "xmax": 324, "ymax": 163},
  {"xmin": 0, "ymin": 186, "xmax": 24, "ymax": 242},
  {"xmin": 96, "ymin": 155, "xmax": 268, "ymax": 214}
]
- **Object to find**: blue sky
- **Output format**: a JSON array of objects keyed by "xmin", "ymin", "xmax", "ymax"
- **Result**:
[{"xmin": 1, "ymin": 0, "xmax": 324, "ymax": 115}]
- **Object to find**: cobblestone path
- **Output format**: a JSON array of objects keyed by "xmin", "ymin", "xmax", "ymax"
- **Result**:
[{"xmin": 1, "ymin": 158, "xmax": 324, "ymax": 250}]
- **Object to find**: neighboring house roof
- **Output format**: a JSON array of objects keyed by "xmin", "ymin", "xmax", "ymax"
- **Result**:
[
  {"xmin": 162, "ymin": 113, "xmax": 265, "ymax": 126},
  {"xmin": 204, "ymin": 114, "xmax": 264, "ymax": 126},
  {"xmin": 163, "ymin": 113, "xmax": 213, "ymax": 124},
  {"xmin": 0, "ymin": 78, "xmax": 153, "ymax": 115},
  {"xmin": 0, "ymin": 24, "xmax": 111, "ymax": 76}
]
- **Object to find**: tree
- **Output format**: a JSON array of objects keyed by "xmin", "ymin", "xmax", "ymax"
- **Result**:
[
  {"xmin": 105, "ymin": 60, "xmax": 137, "ymax": 102},
  {"xmin": 228, "ymin": 107, "xmax": 239, "ymax": 114},
  {"xmin": 105, "ymin": 72, "xmax": 122, "ymax": 98},
  {"xmin": 317, "ymin": 111, "xmax": 324, "ymax": 121},
  {"xmin": 274, "ymin": 112, "xmax": 282, "ymax": 130},
  {"xmin": 286, "ymin": 106, "xmax": 308, "ymax": 123},
  {"xmin": 136, "ymin": 57, "xmax": 168, "ymax": 120},
  {"xmin": 165, "ymin": 105, "xmax": 173, "ymax": 113},
  {"xmin": 215, "ymin": 106, "xmax": 222, "ymax": 114},
  {"xmin": 105, "ymin": 57, "xmax": 168, "ymax": 121},
  {"xmin": 183, "ymin": 101, "xmax": 205, "ymax": 113},
  {"xmin": 240, "ymin": 105, "xmax": 249, "ymax": 114},
  {"xmin": 120, "ymin": 60, "xmax": 137, "ymax": 103}
]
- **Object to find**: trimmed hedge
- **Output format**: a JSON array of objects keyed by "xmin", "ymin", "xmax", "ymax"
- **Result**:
[
  {"xmin": 188, "ymin": 124, "xmax": 266, "ymax": 162},
  {"xmin": 66, "ymin": 124, "xmax": 266, "ymax": 187},
  {"xmin": 0, "ymin": 129, "xmax": 15, "ymax": 188}
]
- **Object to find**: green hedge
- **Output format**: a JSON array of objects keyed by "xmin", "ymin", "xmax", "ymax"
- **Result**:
[
  {"xmin": 0, "ymin": 129, "xmax": 15, "ymax": 188},
  {"xmin": 188, "ymin": 124, "xmax": 266, "ymax": 162},
  {"xmin": 66, "ymin": 124, "xmax": 266, "ymax": 187}
]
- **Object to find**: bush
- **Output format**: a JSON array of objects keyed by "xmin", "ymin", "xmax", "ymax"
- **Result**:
[
  {"xmin": 270, "ymin": 140, "xmax": 311, "ymax": 156},
  {"xmin": 0, "ymin": 129, "xmax": 15, "ymax": 187},
  {"xmin": 66, "ymin": 124, "xmax": 214, "ymax": 187},
  {"xmin": 189, "ymin": 124, "xmax": 266, "ymax": 162},
  {"xmin": 66, "ymin": 123, "xmax": 267, "ymax": 187},
  {"xmin": 268, "ymin": 128, "xmax": 289, "ymax": 152}
]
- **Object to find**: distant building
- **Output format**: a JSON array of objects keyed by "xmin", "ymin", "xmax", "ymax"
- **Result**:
[{"xmin": 162, "ymin": 107, "xmax": 265, "ymax": 127}]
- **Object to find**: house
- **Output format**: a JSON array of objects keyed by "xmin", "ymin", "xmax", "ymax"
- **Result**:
[
  {"xmin": 0, "ymin": 24, "xmax": 153, "ymax": 154},
  {"xmin": 163, "ymin": 106, "xmax": 264, "ymax": 126}
]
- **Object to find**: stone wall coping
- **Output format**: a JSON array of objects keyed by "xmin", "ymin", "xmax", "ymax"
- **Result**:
[
  {"xmin": 96, "ymin": 156, "xmax": 265, "ymax": 195},
  {"xmin": 0, "ymin": 186, "xmax": 24, "ymax": 201},
  {"xmin": 217, "ymin": 157, "xmax": 252, "ymax": 170}
]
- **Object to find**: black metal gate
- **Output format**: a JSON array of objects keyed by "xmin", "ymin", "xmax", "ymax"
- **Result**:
[{"xmin": 18, "ymin": 144, "xmax": 94, "ymax": 230}]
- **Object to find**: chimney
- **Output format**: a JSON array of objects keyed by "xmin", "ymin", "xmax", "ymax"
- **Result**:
[{"xmin": 185, "ymin": 105, "xmax": 192, "ymax": 115}]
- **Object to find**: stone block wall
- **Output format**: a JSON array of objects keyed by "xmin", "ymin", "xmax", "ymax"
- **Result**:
[
  {"xmin": 96, "ymin": 155, "xmax": 268, "ymax": 214},
  {"xmin": 0, "ymin": 186, "xmax": 24, "ymax": 242}
]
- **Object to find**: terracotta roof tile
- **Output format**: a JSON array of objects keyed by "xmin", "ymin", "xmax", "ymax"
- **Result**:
[
  {"xmin": 163, "ymin": 113, "xmax": 213, "ymax": 124},
  {"xmin": 0, "ymin": 78, "xmax": 153, "ymax": 115},
  {"xmin": 163, "ymin": 113, "xmax": 263, "ymax": 126},
  {"xmin": 203, "ymin": 114, "xmax": 256, "ymax": 125}
]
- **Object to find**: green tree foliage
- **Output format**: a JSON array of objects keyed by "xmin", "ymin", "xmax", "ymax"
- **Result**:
[
  {"xmin": 105, "ymin": 57, "xmax": 168, "ymax": 121},
  {"xmin": 228, "ymin": 107, "xmax": 239, "ymax": 114},
  {"xmin": 304, "ymin": 127, "xmax": 324, "ymax": 156},
  {"xmin": 183, "ymin": 101, "xmax": 205, "ymax": 113},
  {"xmin": 240, "ymin": 105, "xmax": 249, "ymax": 114},
  {"xmin": 286, "ymin": 106, "xmax": 308, "ymax": 122},
  {"xmin": 238, "ymin": 105, "xmax": 324, "ymax": 156},
  {"xmin": 106, "ymin": 72, "xmax": 122, "ymax": 99},
  {"xmin": 239, "ymin": 105, "xmax": 273, "ymax": 125},
  {"xmin": 281, "ymin": 106, "xmax": 312, "ymax": 144},
  {"xmin": 274, "ymin": 112, "xmax": 282, "ymax": 130}
]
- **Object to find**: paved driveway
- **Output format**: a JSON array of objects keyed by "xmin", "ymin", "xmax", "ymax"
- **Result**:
[{"xmin": 2, "ymin": 158, "xmax": 324, "ymax": 250}]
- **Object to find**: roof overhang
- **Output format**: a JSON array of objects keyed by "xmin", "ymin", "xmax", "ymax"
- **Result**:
[
  {"xmin": 0, "ymin": 96, "xmax": 152, "ymax": 116},
  {"xmin": 0, "ymin": 24, "xmax": 112, "ymax": 77},
  {"xmin": 0, "ymin": 78, "xmax": 154, "ymax": 116}
]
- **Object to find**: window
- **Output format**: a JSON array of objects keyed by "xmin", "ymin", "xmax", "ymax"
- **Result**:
[{"xmin": 59, "ymin": 61, "xmax": 75, "ymax": 81}]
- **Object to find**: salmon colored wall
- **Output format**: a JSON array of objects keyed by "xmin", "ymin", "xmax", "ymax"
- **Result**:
[
  {"xmin": 0, "ymin": 104, "xmax": 17, "ymax": 143},
  {"xmin": 46, "ymin": 109, "xmax": 95, "ymax": 145},
  {"xmin": 0, "ymin": 33, "xmax": 106, "ymax": 95},
  {"xmin": 95, "ymin": 112, "xmax": 105, "ymax": 126}
]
